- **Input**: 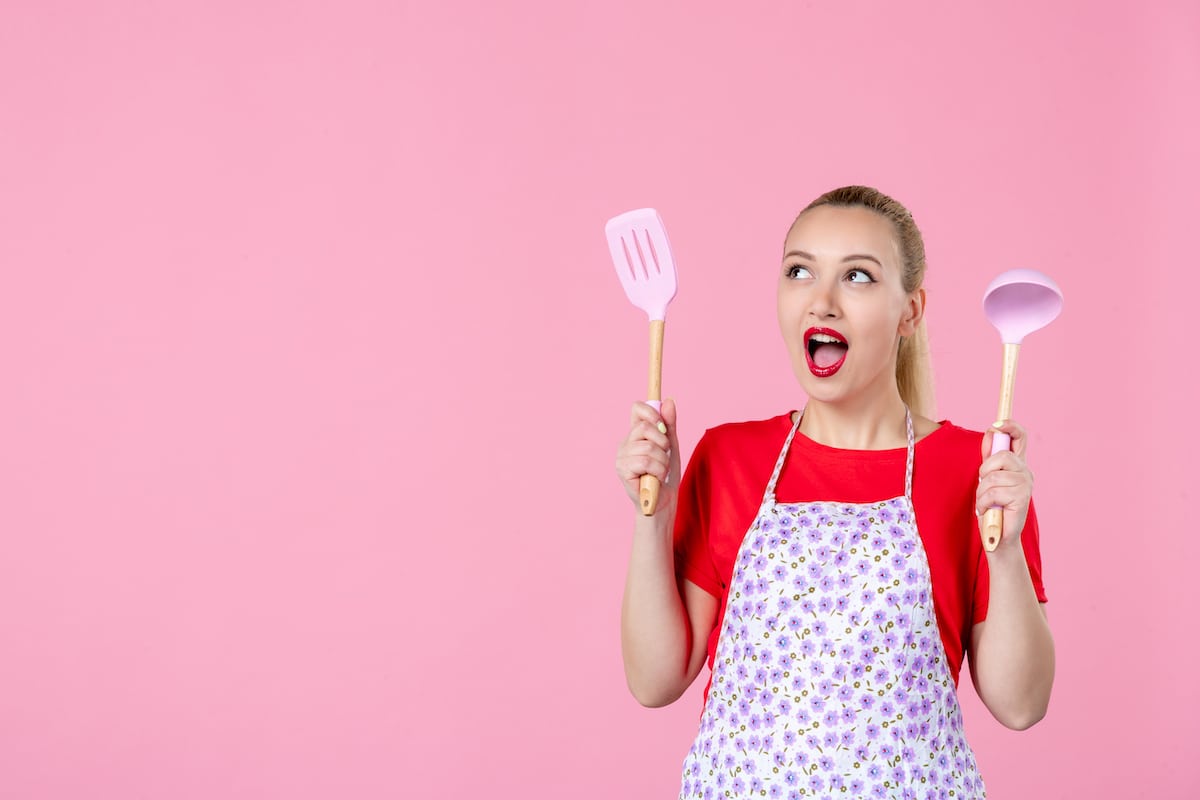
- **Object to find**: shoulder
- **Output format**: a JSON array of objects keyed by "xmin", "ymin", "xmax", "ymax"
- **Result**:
[
  {"xmin": 698, "ymin": 412, "xmax": 795, "ymax": 456},
  {"xmin": 916, "ymin": 419, "xmax": 986, "ymax": 473}
]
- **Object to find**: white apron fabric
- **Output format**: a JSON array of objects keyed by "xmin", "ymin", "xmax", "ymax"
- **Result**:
[{"xmin": 679, "ymin": 410, "xmax": 985, "ymax": 799}]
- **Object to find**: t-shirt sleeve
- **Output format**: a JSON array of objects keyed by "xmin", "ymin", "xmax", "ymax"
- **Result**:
[
  {"xmin": 673, "ymin": 432, "xmax": 722, "ymax": 598},
  {"xmin": 972, "ymin": 497, "xmax": 1049, "ymax": 624}
]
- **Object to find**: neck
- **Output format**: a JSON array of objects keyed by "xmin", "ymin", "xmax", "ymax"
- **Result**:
[{"xmin": 797, "ymin": 389, "xmax": 909, "ymax": 450}]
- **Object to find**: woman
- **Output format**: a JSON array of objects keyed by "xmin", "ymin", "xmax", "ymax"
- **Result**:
[{"xmin": 616, "ymin": 186, "xmax": 1054, "ymax": 798}]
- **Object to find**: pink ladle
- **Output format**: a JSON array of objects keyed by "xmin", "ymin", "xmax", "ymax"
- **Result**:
[{"xmin": 980, "ymin": 269, "xmax": 1064, "ymax": 551}]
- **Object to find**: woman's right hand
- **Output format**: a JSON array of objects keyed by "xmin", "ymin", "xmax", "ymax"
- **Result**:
[{"xmin": 615, "ymin": 398, "xmax": 681, "ymax": 516}]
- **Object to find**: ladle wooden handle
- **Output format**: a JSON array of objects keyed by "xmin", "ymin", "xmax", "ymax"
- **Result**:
[
  {"xmin": 640, "ymin": 320, "xmax": 665, "ymax": 516},
  {"xmin": 982, "ymin": 343, "xmax": 1020, "ymax": 551}
]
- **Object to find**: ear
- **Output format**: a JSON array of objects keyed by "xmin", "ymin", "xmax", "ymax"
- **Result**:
[{"xmin": 899, "ymin": 287, "xmax": 925, "ymax": 337}]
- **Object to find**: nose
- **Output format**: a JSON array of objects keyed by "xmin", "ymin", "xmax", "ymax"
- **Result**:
[{"xmin": 808, "ymin": 277, "xmax": 840, "ymax": 320}]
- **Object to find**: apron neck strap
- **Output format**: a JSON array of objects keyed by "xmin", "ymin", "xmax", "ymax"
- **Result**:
[{"xmin": 763, "ymin": 407, "xmax": 915, "ymax": 505}]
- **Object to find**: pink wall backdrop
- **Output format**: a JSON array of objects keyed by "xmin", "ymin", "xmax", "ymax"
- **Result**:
[{"xmin": 2, "ymin": 1, "xmax": 1197, "ymax": 797}]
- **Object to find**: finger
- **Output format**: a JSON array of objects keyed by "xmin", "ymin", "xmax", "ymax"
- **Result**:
[
  {"xmin": 978, "ymin": 450, "xmax": 1029, "ymax": 479},
  {"xmin": 616, "ymin": 450, "xmax": 670, "ymax": 482},
  {"xmin": 975, "ymin": 484, "xmax": 1031, "ymax": 515},
  {"xmin": 988, "ymin": 419, "xmax": 1028, "ymax": 459},
  {"xmin": 622, "ymin": 417, "xmax": 670, "ymax": 452},
  {"xmin": 629, "ymin": 400, "xmax": 667, "ymax": 429}
]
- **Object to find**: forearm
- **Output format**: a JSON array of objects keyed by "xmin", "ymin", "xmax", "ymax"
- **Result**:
[
  {"xmin": 620, "ymin": 511, "xmax": 697, "ymax": 707},
  {"xmin": 972, "ymin": 542, "xmax": 1055, "ymax": 729}
]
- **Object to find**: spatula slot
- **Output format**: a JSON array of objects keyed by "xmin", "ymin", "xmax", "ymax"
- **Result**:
[
  {"xmin": 631, "ymin": 231, "xmax": 651, "ymax": 281},
  {"xmin": 643, "ymin": 229, "xmax": 662, "ymax": 275},
  {"xmin": 621, "ymin": 236, "xmax": 638, "ymax": 282}
]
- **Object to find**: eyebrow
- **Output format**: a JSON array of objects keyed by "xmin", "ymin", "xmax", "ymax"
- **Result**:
[{"xmin": 784, "ymin": 250, "xmax": 884, "ymax": 267}]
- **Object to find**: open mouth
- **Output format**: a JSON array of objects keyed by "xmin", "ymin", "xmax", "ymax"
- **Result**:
[{"xmin": 804, "ymin": 327, "xmax": 848, "ymax": 377}]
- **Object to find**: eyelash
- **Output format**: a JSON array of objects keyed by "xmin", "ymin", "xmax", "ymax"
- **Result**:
[{"xmin": 785, "ymin": 265, "xmax": 877, "ymax": 283}]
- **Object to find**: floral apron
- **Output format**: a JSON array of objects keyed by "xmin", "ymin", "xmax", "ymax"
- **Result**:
[{"xmin": 679, "ymin": 410, "xmax": 985, "ymax": 799}]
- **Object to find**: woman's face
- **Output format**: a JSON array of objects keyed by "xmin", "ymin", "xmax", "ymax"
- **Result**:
[{"xmin": 777, "ymin": 205, "xmax": 923, "ymax": 408}]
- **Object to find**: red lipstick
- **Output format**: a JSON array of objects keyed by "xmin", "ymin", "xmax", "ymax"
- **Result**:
[{"xmin": 803, "ymin": 327, "xmax": 848, "ymax": 377}]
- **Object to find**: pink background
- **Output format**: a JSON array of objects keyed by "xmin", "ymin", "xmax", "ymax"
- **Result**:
[{"xmin": 2, "ymin": 1, "xmax": 1197, "ymax": 797}]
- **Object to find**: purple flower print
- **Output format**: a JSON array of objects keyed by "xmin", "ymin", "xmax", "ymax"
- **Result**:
[
  {"xmin": 835, "ymin": 596, "xmax": 850, "ymax": 612},
  {"xmin": 871, "ymin": 784, "xmax": 888, "ymax": 799},
  {"xmin": 818, "ymin": 597, "xmax": 833, "ymax": 613},
  {"xmin": 749, "ymin": 714, "xmax": 762, "ymax": 731},
  {"xmin": 734, "ymin": 735, "xmax": 747, "ymax": 752},
  {"xmin": 784, "ymin": 771, "xmax": 799, "ymax": 787},
  {"xmin": 854, "ymin": 744, "xmax": 870, "ymax": 761},
  {"xmin": 822, "ymin": 730, "xmax": 838, "ymax": 748},
  {"xmin": 842, "ymin": 708, "xmax": 857, "ymax": 726},
  {"xmin": 806, "ymin": 562, "xmax": 823, "ymax": 580},
  {"xmin": 750, "ymin": 777, "xmax": 764, "ymax": 793},
  {"xmin": 899, "ymin": 539, "xmax": 916, "ymax": 555},
  {"xmin": 860, "ymin": 693, "xmax": 876, "ymax": 709},
  {"xmin": 856, "ymin": 559, "xmax": 871, "ymax": 576},
  {"xmin": 759, "ymin": 688, "xmax": 774, "ymax": 706},
  {"xmin": 777, "ymin": 514, "xmax": 793, "ymax": 529},
  {"xmin": 788, "ymin": 540, "xmax": 804, "ymax": 557},
  {"xmin": 876, "ymin": 568, "xmax": 892, "ymax": 583},
  {"xmin": 850, "ymin": 663, "xmax": 866, "ymax": 679},
  {"xmin": 817, "ymin": 753, "xmax": 834, "ymax": 770},
  {"xmin": 837, "ymin": 684, "xmax": 854, "ymax": 702},
  {"xmin": 879, "ymin": 700, "xmax": 895, "ymax": 716},
  {"xmin": 800, "ymin": 598, "xmax": 815, "ymax": 614},
  {"xmin": 753, "ymin": 554, "xmax": 769, "ymax": 571},
  {"xmin": 865, "ymin": 723, "xmax": 881, "ymax": 740},
  {"xmin": 809, "ymin": 774, "xmax": 826, "ymax": 792},
  {"xmin": 819, "ymin": 576, "xmax": 836, "ymax": 592},
  {"xmin": 858, "ymin": 629, "xmax": 875, "ymax": 646},
  {"xmin": 878, "ymin": 507, "xmax": 894, "ymax": 522},
  {"xmin": 765, "ymin": 615, "xmax": 779, "ymax": 631},
  {"xmin": 823, "ymin": 711, "xmax": 839, "ymax": 728},
  {"xmin": 731, "ymin": 777, "xmax": 744, "ymax": 794},
  {"xmin": 882, "ymin": 632, "xmax": 898, "ymax": 649},
  {"xmin": 831, "ymin": 531, "xmax": 846, "ymax": 547},
  {"xmin": 773, "ymin": 565, "xmax": 788, "ymax": 581},
  {"xmin": 777, "ymin": 595, "xmax": 794, "ymax": 613},
  {"xmin": 866, "ymin": 764, "xmax": 883, "ymax": 780},
  {"xmin": 738, "ymin": 699, "xmax": 751, "ymax": 716},
  {"xmin": 890, "ymin": 553, "xmax": 905, "ymax": 570},
  {"xmin": 768, "ymin": 534, "xmax": 782, "ymax": 549},
  {"xmin": 841, "ymin": 729, "xmax": 855, "ymax": 746},
  {"xmin": 849, "ymin": 779, "xmax": 864, "ymax": 794}
]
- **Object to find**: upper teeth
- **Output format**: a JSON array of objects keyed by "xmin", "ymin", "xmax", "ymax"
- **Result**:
[{"xmin": 811, "ymin": 333, "xmax": 843, "ymax": 344}]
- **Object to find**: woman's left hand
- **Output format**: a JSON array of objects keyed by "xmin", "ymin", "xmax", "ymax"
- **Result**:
[{"xmin": 976, "ymin": 420, "xmax": 1034, "ymax": 547}]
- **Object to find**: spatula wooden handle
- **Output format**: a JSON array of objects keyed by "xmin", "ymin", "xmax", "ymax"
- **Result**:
[
  {"xmin": 982, "ymin": 343, "xmax": 1020, "ymax": 551},
  {"xmin": 640, "ymin": 319, "xmax": 665, "ymax": 516}
]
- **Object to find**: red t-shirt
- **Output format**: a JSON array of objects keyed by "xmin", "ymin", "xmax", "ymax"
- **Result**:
[{"xmin": 674, "ymin": 412, "xmax": 1047, "ymax": 692}]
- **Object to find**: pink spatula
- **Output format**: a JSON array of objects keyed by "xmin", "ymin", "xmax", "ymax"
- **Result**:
[
  {"xmin": 606, "ymin": 208, "xmax": 679, "ymax": 516},
  {"xmin": 980, "ymin": 269, "xmax": 1063, "ymax": 551}
]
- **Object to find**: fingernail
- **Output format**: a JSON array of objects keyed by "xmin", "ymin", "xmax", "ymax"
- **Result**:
[
  {"xmin": 992, "ymin": 421, "xmax": 1005, "ymax": 429},
  {"xmin": 657, "ymin": 421, "xmax": 668, "ymax": 434}
]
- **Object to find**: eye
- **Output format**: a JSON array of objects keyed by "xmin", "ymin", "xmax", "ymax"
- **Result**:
[
  {"xmin": 845, "ymin": 268, "xmax": 875, "ymax": 284},
  {"xmin": 786, "ymin": 264, "xmax": 813, "ymax": 279}
]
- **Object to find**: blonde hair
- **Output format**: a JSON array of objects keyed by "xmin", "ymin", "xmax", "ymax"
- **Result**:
[{"xmin": 798, "ymin": 186, "xmax": 935, "ymax": 419}]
